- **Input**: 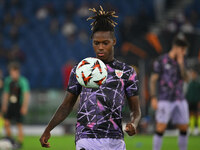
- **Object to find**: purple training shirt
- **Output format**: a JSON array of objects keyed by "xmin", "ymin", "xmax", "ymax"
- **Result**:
[
  {"xmin": 67, "ymin": 59, "xmax": 139, "ymax": 142},
  {"xmin": 153, "ymin": 54, "xmax": 185, "ymax": 101}
]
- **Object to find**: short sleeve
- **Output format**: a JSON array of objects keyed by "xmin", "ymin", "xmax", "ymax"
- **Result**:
[
  {"xmin": 125, "ymin": 67, "xmax": 139, "ymax": 98},
  {"xmin": 67, "ymin": 66, "xmax": 82, "ymax": 95},
  {"xmin": 3, "ymin": 77, "xmax": 10, "ymax": 93},
  {"xmin": 153, "ymin": 58, "xmax": 161, "ymax": 74},
  {"xmin": 21, "ymin": 78, "xmax": 30, "ymax": 92}
]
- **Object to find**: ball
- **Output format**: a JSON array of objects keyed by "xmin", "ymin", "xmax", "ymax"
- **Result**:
[
  {"xmin": 0, "ymin": 139, "xmax": 13, "ymax": 150},
  {"xmin": 75, "ymin": 57, "xmax": 107, "ymax": 88}
]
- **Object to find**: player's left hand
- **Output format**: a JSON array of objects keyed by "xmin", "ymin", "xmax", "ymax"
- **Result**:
[
  {"xmin": 124, "ymin": 123, "xmax": 136, "ymax": 136},
  {"xmin": 197, "ymin": 101, "xmax": 200, "ymax": 109},
  {"xmin": 40, "ymin": 130, "xmax": 51, "ymax": 148},
  {"xmin": 20, "ymin": 107, "xmax": 28, "ymax": 115}
]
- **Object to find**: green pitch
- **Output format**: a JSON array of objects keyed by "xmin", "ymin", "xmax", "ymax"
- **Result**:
[{"xmin": 22, "ymin": 135, "xmax": 199, "ymax": 150}]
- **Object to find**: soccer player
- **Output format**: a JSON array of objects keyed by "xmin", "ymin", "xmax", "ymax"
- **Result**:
[
  {"xmin": 186, "ymin": 64, "xmax": 200, "ymax": 135},
  {"xmin": 150, "ymin": 35, "xmax": 189, "ymax": 150},
  {"xmin": 1, "ymin": 62, "xmax": 30, "ymax": 147},
  {"xmin": 40, "ymin": 6, "xmax": 141, "ymax": 150},
  {"xmin": 0, "ymin": 69, "xmax": 4, "ymax": 135}
]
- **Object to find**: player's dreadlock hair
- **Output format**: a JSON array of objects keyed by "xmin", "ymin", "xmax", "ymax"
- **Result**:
[{"xmin": 87, "ymin": 6, "xmax": 118, "ymax": 38}]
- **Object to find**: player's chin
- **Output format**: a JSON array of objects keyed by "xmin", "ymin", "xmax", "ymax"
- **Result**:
[{"xmin": 96, "ymin": 56, "xmax": 106, "ymax": 61}]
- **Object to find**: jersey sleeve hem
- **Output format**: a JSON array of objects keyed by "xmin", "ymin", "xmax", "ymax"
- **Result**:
[{"xmin": 67, "ymin": 88, "xmax": 80, "ymax": 96}]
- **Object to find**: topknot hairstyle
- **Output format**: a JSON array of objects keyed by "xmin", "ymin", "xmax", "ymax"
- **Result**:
[
  {"xmin": 172, "ymin": 34, "xmax": 189, "ymax": 48},
  {"xmin": 87, "ymin": 6, "xmax": 118, "ymax": 37}
]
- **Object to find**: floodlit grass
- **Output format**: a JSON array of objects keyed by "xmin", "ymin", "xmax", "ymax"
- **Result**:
[{"xmin": 22, "ymin": 135, "xmax": 200, "ymax": 150}]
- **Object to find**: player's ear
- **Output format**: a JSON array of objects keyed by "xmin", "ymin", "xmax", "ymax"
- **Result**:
[{"xmin": 113, "ymin": 38, "xmax": 116, "ymax": 46}]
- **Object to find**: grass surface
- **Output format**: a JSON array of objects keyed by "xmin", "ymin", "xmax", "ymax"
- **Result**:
[{"xmin": 21, "ymin": 135, "xmax": 199, "ymax": 150}]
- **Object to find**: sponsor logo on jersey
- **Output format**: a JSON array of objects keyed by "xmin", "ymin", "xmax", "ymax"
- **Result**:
[
  {"xmin": 165, "ymin": 63, "xmax": 171, "ymax": 70},
  {"xmin": 115, "ymin": 70, "xmax": 123, "ymax": 78}
]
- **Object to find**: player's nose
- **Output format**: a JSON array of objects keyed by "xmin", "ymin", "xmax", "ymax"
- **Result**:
[{"xmin": 98, "ymin": 43, "xmax": 104, "ymax": 50}]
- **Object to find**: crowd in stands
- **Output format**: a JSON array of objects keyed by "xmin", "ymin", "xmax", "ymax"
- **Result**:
[{"xmin": 0, "ymin": 0, "xmax": 199, "ymax": 89}]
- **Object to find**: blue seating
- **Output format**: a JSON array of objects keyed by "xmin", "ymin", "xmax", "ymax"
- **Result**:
[{"xmin": 0, "ymin": 0, "xmax": 161, "ymax": 89}]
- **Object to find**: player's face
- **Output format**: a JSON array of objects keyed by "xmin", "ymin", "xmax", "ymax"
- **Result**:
[
  {"xmin": 10, "ymin": 69, "xmax": 20, "ymax": 80},
  {"xmin": 92, "ymin": 31, "xmax": 116, "ymax": 62},
  {"xmin": 176, "ymin": 46, "xmax": 187, "ymax": 56}
]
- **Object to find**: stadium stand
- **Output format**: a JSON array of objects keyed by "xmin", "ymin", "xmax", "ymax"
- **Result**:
[{"xmin": 0, "ymin": 0, "xmax": 199, "ymax": 89}]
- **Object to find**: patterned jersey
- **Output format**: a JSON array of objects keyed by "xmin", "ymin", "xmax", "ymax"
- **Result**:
[
  {"xmin": 153, "ymin": 54, "xmax": 185, "ymax": 101},
  {"xmin": 67, "ymin": 59, "xmax": 139, "ymax": 142}
]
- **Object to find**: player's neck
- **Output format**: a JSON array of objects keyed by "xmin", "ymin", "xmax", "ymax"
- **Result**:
[{"xmin": 103, "ymin": 56, "xmax": 115, "ymax": 64}]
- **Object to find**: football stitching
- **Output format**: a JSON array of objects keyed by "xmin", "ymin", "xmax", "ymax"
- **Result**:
[
  {"xmin": 81, "ymin": 71, "xmax": 92, "ymax": 86},
  {"xmin": 92, "ymin": 60, "xmax": 102, "ymax": 74},
  {"xmin": 94, "ymin": 76, "xmax": 106, "ymax": 86},
  {"xmin": 78, "ymin": 60, "xmax": 90, "ymax": 69}
]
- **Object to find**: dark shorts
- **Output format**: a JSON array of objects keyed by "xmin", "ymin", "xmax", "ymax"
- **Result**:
[
  {"xmin": 4, "ymin": 104, "xmax": 24, "ymax": 123},
  {"xmin": 189, "ymin": 102, "xmax": 199, "ymax": 112}
]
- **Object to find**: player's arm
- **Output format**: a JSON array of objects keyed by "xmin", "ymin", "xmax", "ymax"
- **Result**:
[
  {"xmin": 40, "ymin": 92, "xmax": 78, "ymax": 148},
  {"xmin": 1, "ymin": 78, "xmax": 10, "ymax": 114},
  {"xmin": 1, "ymin": 92, "xmax": 9, "ymax": 114},
  {"xmin": 179, "ymin": 64, "xmax": 188, "ymax": 82},
  {"xmin": 21, "ymin": 92, "xmax": 30, "ymax": 115},
  {"xmin": 177, "ymin": 52, "xmax": 188, "ymax": 81},
  {"xmin": 20, "ymin": 79, "xmax": 31, "ymax": 115},
  {"xmin": 125, "ymin": 95, "xmax": 141, "ymax": 136},
  {"xmin": 150, "ymin": 73, "xmax": 159, "ymax": 110}
]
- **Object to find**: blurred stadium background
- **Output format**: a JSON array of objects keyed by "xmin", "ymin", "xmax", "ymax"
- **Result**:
[{"xmin": 0, "ymin": 0, "xmax": 200, "ymax": 149}]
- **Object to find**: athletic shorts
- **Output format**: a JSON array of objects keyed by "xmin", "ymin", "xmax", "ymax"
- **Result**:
[
  {"xmin": 76, "ymin": 138, "xmax": 126, "ymax": 150},
  {"xmin": 156, "ymin": 100, "xmax": 189, "ymax": 124},
  {"xmin": 4, "ymin": 104, "xmax": 23, "ymax": 123},
  {"xmin": 188, "ymin": 102, "xmax": 199, "ymax": 112}
]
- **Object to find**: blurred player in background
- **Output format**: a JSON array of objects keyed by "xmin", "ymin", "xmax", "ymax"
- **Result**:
[
  {"xmin": 1, "ymin": 62, "xmax": 30, "ymax": 148},
  {"xmin": 150, "ymin": 35, "xmax": 189, "ymax": 150},
  {"xmin": 40, "ymin": 6, "xmax": 141, "ymax": 150},
  {"xmin": 0, "ymin": 69, "xmax": 4, "ymax": 135},
  {"xmin": 186, "ymin": 64, "xmax": 200, "ymax": 135}
]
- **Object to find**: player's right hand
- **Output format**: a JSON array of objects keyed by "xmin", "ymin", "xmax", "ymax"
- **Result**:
[
  {"xmin": 1, "ymin": 106, "xmax": 7, "ymax": 114},
  {"xmin": 39, "ymin": 131, "xmax": 51, "ymax": 148},
  {"xmin": 151, "ymin": 97, "xmax": 158, "ymax": 110},
  {"xmin": 124, "ymin": 123, "xmax": 136, "ymax": 136}
]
